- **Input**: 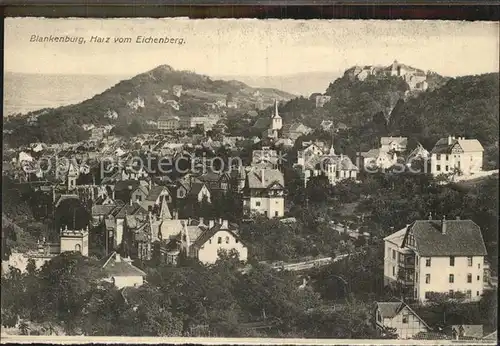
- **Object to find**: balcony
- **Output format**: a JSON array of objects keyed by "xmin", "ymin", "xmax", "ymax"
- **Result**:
[{"xmin": 398, "ymin": 254, "xmax": 415, "ymax": 269}]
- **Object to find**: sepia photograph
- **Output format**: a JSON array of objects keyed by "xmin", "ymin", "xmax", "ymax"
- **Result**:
[{"xmin": 1, "ymin": 18, "xmax": 499, "ymax": 344}]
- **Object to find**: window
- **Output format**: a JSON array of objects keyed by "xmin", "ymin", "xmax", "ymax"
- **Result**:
[
  {"xmin": 467, "ymin": 274, "xmax": 472, "ymax": 283},
  {"xmin": 445, "ymin": 155, "xmax": 449, "ymax": 161},
  {"xmin": 477, "ymin": 275, "xmax": 480, "ymax": 281},
  {"xmin": 218, "ymin": 237, "xmax": 222, "ymax": 244},
  {"xmin": 467, "ymin": 257, "xmax": 473, "ymax": 266},
  {"xmin": 416, "ymin": 273, "xmax": 419, "ymax": 282},
  {"xmin": 275, "ymin": 211, "xmax": 279, "ymax": 217},
  {"xmin": 425, "ymin": 274, "xmax": 430, "ymax": 284},
  {"xmin": 450, "ymin": 256, "xmax": 455, "ymax": 266},
  {"xmin": 377, "ymin": 312, "xmax": 381, "ymax": 322},
  {"xmin": 75, "ymin": 244, "xmax": 81, "ymax": 252},
  {"xmin": 449, "ymin": 274, "xmax": 454, "ymax": 283},
  {"xmin": 478, "ymin": 263, "xmax": 481, "ymax": 269},
  {"xmin": 425, "ymin": 292, "xmax": 431, "ymax": 299},
  {"xmin": 209, "ymin": 239, "xmax": 212, "ymax": 244},
  {"xmin": 477, "ymin": 291, "xmax": 480, "ymax": 296},
  {"xmin": 235, "ymin": 239, "xmax": 239, "ymax": 243},
  {"xmin": 425, "ymin": 258, "xmax": 431, "ymax": 267},
  {"xmin": 466, "ymin": 290, "xmax": 472, "ymax": 299},
  {"xmin": 225, "ymin": 236, "xmax": 230, "ymax": 244},
  {"xmin": 255, "ymin": 201, "xmax": 261, "ymax": 207},
  {"xmin": 445, "ymin": 165, "xmax": 449, "ymax": 171},
  {"xmin": 436, "ymin": 154, "xmax": 441, "ymax": 160},
  {"xmin": 392, "ymin": 249, "xmax": 396, "ymax": 260},
  {"xmin": 402, "ymin": 315, "xmax": 409, "ymax": 324},
  {"xmin": 392, "ymin": 266, "xmax": 396, "ymax": 276},
  {"xmin": 136, "ymin": 195, "xmax": 142, "ymax": 201},
  {"xmin": 436, "ymin": 165, "xmax": 441, "ymax": 171}
]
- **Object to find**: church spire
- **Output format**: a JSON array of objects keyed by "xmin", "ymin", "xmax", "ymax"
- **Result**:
[
  {"xmin": 159, "ymin": 197, "xmax": 172, "ymax": 220},
  {"xmin": 272, "ymin": 99, "xmax": 281, "ymax": 119}
]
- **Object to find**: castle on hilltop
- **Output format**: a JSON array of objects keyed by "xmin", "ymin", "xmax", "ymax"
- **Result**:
[{"xmin": 346, "ymin": 60, "xmax": 429, "ymax": 91}]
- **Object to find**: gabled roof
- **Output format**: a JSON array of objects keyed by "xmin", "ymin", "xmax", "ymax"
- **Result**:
[
  {"xmin": 189, "ymin": 182, "xmax": 208, "ymax": 197},
  {"xmin": 191, "ymin": 222, "xmax": 242, "ymax": 248},
  {"xmin": 376, "ymin": 301, "xmax": 430, "ymax": 329},
  {"xmin": 431, "ymin": 137, "xmax": 484, "ymax": 154},
  {"xmin": 102, "ymin": 252, "xmax": 146, "ymax": 277},
  {"xmin": 91, "ymin": 205, "xmax": 116, "ymax": 217},
  {"xmin": 380, "ymin": 136, "xmax": 408, "ymax": 147},
  {"xmin": 403, "ymin": 219, "xmax": 487, "ymax": 257},
  {"xmin": 383, "ymin": 227, "xmax": 407, "ymax": 247},
  {"xmin": 246, "ymin": 168, "xmax": 284, "ymax": 189},
  {"xmin": 146, "ymin": 186, "xmax": 167, "ymax": 201},
  {"xmin": 115, "ymin": 203, "xmax": 148, "ymax": 219}
]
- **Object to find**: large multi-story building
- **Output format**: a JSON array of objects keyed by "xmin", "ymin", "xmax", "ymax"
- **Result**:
[
  {"xmin": 430, "ymin": 136, "xmax": 484, "ymax": 177},
  {"xmin": 243, "ymin": 168, "xmax": 285, "ymax": 218},
  {"xmin": 157, "ymin": 116, "xmax": 180, "ymax": 131},
  {"xmin": 384, "ymin": 217, "xmax": 487, "ymax": 303}
]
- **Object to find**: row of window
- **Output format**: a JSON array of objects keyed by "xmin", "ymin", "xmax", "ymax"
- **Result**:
[
  {"xmin": 424, "ymin": 273, "xmax": 480, "ymax": 284},
  {"xmin": 425, "ymin": 290, "xmax": 479, "ymax": 300},
  {"xmin": 390, "ymin": 252, "xmax": 479, "ymax": 269}
]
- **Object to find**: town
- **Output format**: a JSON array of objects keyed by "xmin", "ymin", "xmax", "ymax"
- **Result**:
[{"xmin": 1, "ymin": 59, "xmax": 498, "ymax": 341}]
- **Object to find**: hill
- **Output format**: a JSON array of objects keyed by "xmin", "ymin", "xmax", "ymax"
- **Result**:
[
  {"xmin": 3, "ymin": 65, "xmax": 295, "ymax": 147},
  {"xmin": 214, "ymin": 71, "xmax": 343, "ymax": 97},
  {"xmin": 388, "ymin": 73, "xmax": 500, "ymax": 150}
]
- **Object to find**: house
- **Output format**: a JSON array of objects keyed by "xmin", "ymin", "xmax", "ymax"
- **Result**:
[
  {"xmin": 380, "ymin": 136, "xmax": 408, "ymax": 153},
  {"xmin": 243, "ymin": 168, "xmax": 285, "ymax": 218},
  {"xmin": 359, "ymin": 149, "xmax": 398, "ymax": 170},
  {"xmin": 188, "ymin": 182, "xmax": 211, "ymax": 203},
  {"xmin": 315, "ymin": 95, "xmax": 331, "ymax": 108},
  {"xmin": 300, "ymin": 145, "xmax": 358, "ymax": 187},
  {"xmin": 375, "ymin": 301, "xmax": 430, "ymax": 339},
  {"xmin": 131, "ymin": 185, "xmax": 149, "ymax": 204},
  {"xmin": 251, "ymin": 147, "xmax": 279, "ymax": 169},
  {"xmin": 180, "ymin": 219, "xmax": 248, "ymax": 264},
  {"xmin": 430, "ymin": 136, "xmax": 484, "ymax": 177},
  {"xmin": 141, "ymin": 185, "xmax": 172, "ymax": 212},
  {"xmin": 451, "ymin": 325, "xmax": 484, "ymax": 340},
  {"xmin": 102, "ymin": 252, "xmax": 146, "ymax": 289},
  {"xmin": 406, "ymin": 142, "xmax": 430, "ymax": 164},
  {"xmin": 296, "ymin": 142, "xmax": 326, "ymax": 167},
  {"xmin": 158, "ymin": 116, "xmax": 180, "ymax": 131},
  {"xmin": 196, "ymin": 171, "xmax": 231, "ymax": 193},
  {"xmin": 172, "ymin": 85, "xmax": 182, "ymax": 98},
  {"xmin": 383, "ymin": 216, "xmax": 488, "ymax": 303},
  {"xmin": 281, "ymin": 123, "xmax": 312, "ymax": 141}
]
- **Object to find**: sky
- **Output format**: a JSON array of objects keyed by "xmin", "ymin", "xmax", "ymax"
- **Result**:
[{"xmin": 5, "ymin": 18, "xmax": 499, "ymax": 78}]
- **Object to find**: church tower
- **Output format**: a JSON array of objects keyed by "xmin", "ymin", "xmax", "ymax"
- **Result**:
[
  {"xmin": 60, "ymin": 225, "xmax": 89, "ymax": 256},
  {"xmin": 67, "ymin": 161, "xmax": 79, "ymax": 191},
  {"xmin": 271, "ymin": 100, "xmax": 282, "ymax": 131}
]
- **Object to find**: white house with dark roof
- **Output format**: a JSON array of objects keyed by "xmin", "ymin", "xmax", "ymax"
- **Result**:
[
  {"xmin": 375, "ymin": 301, "xmax": 430, "ymax": 339},
  {"xmin": 384, "ymin": 216, "xmax": 488, "ymax": 303},
  {"xmin": 102, "ymin": 252, "xmax": 146, "ymax": 289},
  {"xmin": 180, "ymin": 219, "xmax": 248, "ymax": 264},
  {"xmin": 430, "ymin": 136, "xmax": 484, "ymax": 177},
  {"xmin": 380, "ymin": 136, "xmax": 408, "ymax": 153},
  {"xmin": 243, "ymin": 168, "xmax": 285, "ymax": 218}
]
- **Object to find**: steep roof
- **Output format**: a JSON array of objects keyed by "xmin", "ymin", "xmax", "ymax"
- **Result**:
[
  {"xmin": 380, "ymin": 136, "xmax": 408, "ymax": 147},
  {"xmin": 146, "ymin": 186, "xmax": 166, "ymax": 201},
  {"xmin": 246, "ymin": 168, "xmax": 284, "ymax": 189},
  {"xmin": 189, "ymin": 182, "xmax": 208, "ymax": 197},
  {"xmin": 91, "ymin": 205, "xmax": 116, "ymax": 217},
  {"xmin": 383, "ymin": 227, "xmax": 407, "ymax": 247},
  {"xmin": 376, "ymin": 302, "xmax": 403, "ymax": 318},
  {"xmin": 405, "ymin": 219, "xmax": 487, "ymax": 257},
  {"xmin": 431, "ymin": 137, "xmax": 484, "ymax": 154},
  {"xmin": 191, "ymin": 222, "xmax": 242, "ymax": 248},
  {"xmin": 102, "ymin": 252, "xmax": 146, "ymax": 277}
]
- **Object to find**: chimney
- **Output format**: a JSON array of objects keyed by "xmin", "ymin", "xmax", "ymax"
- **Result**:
[
  {"xmin": 115, "ymin": 253, "xmax": 121, "ymax": 262},
  {"xmin": 441, "ymin": 216, "xmax": 447, "ymax": 234},
  {"xmin": 218, "ymin": 218, "xmax": 223, "ymax": 225},
  {"xmin": 209, "ymin": 220, "xmax": 215, "ymax": 228},
  {"xmin": 447, "ymin": 136, "xmax": 452, "ymax": 145},
  {"xmin": 199, "ymin": 217, "xmax": 205, "ymax": 226},
  {"xmin": 222, "ymin": 220, "xmax": 229, "ymax": 229}
]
